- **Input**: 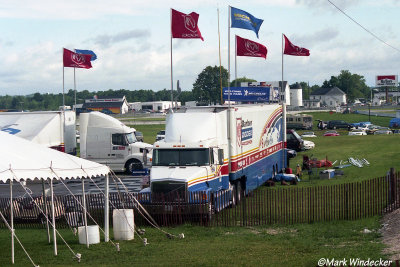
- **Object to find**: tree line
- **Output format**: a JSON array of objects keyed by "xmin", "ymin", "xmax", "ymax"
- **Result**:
[{"xmin": 0, "ymin": 67, "xmax": 382, "ymax": 111}]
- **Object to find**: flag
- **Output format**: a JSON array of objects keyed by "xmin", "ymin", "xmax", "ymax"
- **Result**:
[
  {"xmin": 230, "ymin": 6, "xmax": 263, "ymax": 38},
  {"xmin": 236, "ymin": 35, "xmax": 267, "ymax": 59},
  {"xmin": 75, "ymin": 49, "xmax": 97, "ymax": 61},
  {"xmin": 283, "ymin": 34, "xmax": 310, "ymax": 56},
  {"xmin": 63, "ymin": 48, "xmax": 92, "ymax": 69},
  {"xmin": 171, "ymin": 9, "xmax": 204, "ymax": 41}
]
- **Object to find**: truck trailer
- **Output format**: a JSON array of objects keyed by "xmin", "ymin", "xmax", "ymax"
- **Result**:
[
  {"xmin": 143, "ymin": 104, "xmax": 286, "ymax": 209},
  {"xmin": 79, "ymin": 111, "xmax": 152, "ymax": 173},
  {"xmin": 0, "ymin": 111, "xmax": 76, "ymax": 154}
]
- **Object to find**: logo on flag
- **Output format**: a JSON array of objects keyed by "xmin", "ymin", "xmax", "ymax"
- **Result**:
[
  {"xmin": 283, "ymin": 34, "xmax": 310, "ymax": 56},
  {"xmin": 231, "ymin": 7, "xmax": 263, "ymax": 38},
  {"xmin": 236, "ymin": 35, "xmax": 267, "ymax": 59},
  {"xmin": 75, "ymin": 49, "xmax": 97, "ymax": 61},
  {"xmin": 171, "ymin": 9, "xmax": 204, "ymax": 41},
  {"xmin": 63, "ymin": 48, "xmax": 92, "ymax": 69}
]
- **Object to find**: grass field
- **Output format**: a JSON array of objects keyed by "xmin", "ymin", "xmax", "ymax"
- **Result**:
[
  {"xmin": 2, "ymin": 111, "xmax": 397, "ymax": 267},
  {"xmin": 0, "ymin": 217, "xmax": 386, "ymax": 267}
]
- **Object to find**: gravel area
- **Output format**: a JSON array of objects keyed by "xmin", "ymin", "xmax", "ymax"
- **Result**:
[{"xmin": 381, "ymin": 208, "xmax": 400, "ymax": 261}]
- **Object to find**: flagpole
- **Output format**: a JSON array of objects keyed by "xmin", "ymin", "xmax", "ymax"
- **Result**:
[
  {"xmin": 227, "ymin": 5, "xmax": 232, "ymax": 174},
  {"xmin": 281, "ymin": 34, "xmax": 286, "ymax": 170},
  {"xmin": 281, "ymin": 34, "xmax": 284, "ymax": 104},
  {"xmin": 170, "ymin": 8, "xmax": 174, "ymax": 110},
  {"xmin": 74, "ymin": 67, "xmax": 76, "ymax": 110},
  {"xmin": 62, "ymin": 48, "xmax": 65, "ymax": 108},
  {"xmin": 217, "ymin": 7, "xmax": 223, "ymax": 105}
]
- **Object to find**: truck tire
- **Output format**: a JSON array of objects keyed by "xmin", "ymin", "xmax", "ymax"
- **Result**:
[
  {"xmin": 236, "ymin": 181, "xmax": 242, "ymax": 204},
  {"xmin": 125, "ymin": 159, "xmax": 143, "ymax": 174}
]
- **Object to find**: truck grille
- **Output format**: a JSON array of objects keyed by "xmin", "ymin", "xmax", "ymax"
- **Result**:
[{"xmin": 151, "ymin": 181, "xmax": 187, "ymax": 202}]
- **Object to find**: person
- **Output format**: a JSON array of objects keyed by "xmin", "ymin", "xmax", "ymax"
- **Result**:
[{"xmin": 296, "ymin": 164, "xmax": 302, "ymax": 178}]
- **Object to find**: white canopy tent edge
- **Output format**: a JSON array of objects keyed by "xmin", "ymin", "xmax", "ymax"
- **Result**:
[{"xmin": 0, "ymin": 131, "xmax": 111, "ymax": 266}]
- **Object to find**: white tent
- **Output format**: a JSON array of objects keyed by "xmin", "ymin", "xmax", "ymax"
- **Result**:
[{"xmin": 0, "ymin": 131, "xmax": 111, "ymax": 265}]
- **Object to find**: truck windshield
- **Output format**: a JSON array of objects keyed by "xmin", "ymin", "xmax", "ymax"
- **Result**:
[
  {"xmin": 125, "ymin": 132, "xmax": 137, "ymax": 144},
  {"xmin": 152, "ymin": 148, "xmax": 210, "ymax": 166}
]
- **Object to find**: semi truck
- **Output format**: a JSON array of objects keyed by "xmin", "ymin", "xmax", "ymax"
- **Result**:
[
  {"xmin": 142, "ymin": 104, "xmax": 286, "ymax": 209},
  {"xmin": 79, "ymin": 111, "xmax": 152, "ymax": 173},
  {"xmin": 0, "ymin": 111, "xmax": 77, "ymax": 154}
]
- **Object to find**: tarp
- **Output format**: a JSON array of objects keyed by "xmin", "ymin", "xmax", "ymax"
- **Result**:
[{"xmin": 0, "ymin": 131, "xmax": 110, "ymax": 182}]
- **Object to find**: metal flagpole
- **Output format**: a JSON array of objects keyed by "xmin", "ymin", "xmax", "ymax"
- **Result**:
[
  {"xmin": 281, "ymin": 34, "xmax": 287, "ymax": 170},
  {"xmin": 281, "ymin": 34, "xmax": 284, "ymax": 104},
  {"xmin": 170, "ymin": 8, "xmax": 174, "ymax": 110},
  {"xmin": 74, "ymin": 67, "xmax": 76, "ymax": 110},
  {"xmin": 62, "ymin": 48, "xmax": 65, "ymax": 108},
  {"xmin": 10, "ymin": 179, "xmax": 14, "ymax": 264},
  {"xmin": 227, "ymin": 6, "xmax": 232, "ymax": 174}
]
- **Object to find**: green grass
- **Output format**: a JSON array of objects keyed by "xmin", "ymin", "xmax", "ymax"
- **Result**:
[
  {"xmin": 0, "ymin": 217, "xmax": 387, "ymax": 267},
  {"xmin": 131, "ymin": 124, "xmax": 165, "ymax": 144}
]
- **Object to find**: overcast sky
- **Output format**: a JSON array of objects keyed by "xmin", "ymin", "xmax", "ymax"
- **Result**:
[{"xmin": 0, "ymin": 0, "xmax": 399, "ymax": 95}]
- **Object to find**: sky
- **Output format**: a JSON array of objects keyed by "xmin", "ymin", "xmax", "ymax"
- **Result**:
[{"xmin": 0, "ymin": 0, "xmax": 399, "ymax": 95}]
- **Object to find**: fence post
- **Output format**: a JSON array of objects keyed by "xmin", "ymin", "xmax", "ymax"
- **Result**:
[{"xmin": 390, "ymin": 168, "xmax": 395, "ymax": 206}]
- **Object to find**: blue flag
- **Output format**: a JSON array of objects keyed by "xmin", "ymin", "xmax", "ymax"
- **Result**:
[
  {"xmin": 230, "ymin": 7, "xmax": 263, "ymax": 38},
  {"xmin": 75, "ymin": 49, "xmax": 97, "ymax": 61}
]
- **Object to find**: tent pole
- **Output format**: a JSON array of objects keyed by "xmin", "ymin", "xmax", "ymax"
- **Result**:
[
  {"xmin": 50, "ymin": 179, "xmax": 57, "ymax": 255},
  {"xmin": 82, "ymin": 179, "xmax": 89, "ymax": 248},
  {"xmin": 42, "ymin": 179, "xmax": 51, "ymax": 243},
  {"xmin": 10, "ymin": 179, "xmax": 14, "ymax": 264},
  {"xmin": 104, "ymin": 174, "xmax": 109, "ymax": 242}
]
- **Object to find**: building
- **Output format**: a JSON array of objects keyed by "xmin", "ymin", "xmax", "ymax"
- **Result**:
[
  {"xmin": 290, "ymin": 83, "xmax": 303, "ymax": 107},
  {"xmin": 130, "ymin": 101, "xmax": 181, "ymax": 112},
  {"xmin": 303, "ymin": 99, "xmax": 321, "ymax": 108},
  {"xmin": 309, "ymin": 87, "xmax": 346, "ymax": 108},
  {"xmin": 82, "ymin": 95, "xmax": 129, "ymax": 114}
]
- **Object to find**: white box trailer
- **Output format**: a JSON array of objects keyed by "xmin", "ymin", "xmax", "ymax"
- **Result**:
[
  {"xmin": 146, "ymin": 104, "xmax": 286, "ymax": 206},
  {"xmin": 79, "ymin": 111, "xmax": 152, "ymax": 173},
  {"xmin": 0, "ymin": 111, "xmax": 76, "ymax": 154}
]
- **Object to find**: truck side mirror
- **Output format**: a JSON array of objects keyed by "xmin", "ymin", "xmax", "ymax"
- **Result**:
[
  {"xmin": 143, "ymin": 149, "xmax": 148, "ymax": 165},
  {"xmin": 218, "ymin": 149, "xmax": 224, "ymax": 165}
]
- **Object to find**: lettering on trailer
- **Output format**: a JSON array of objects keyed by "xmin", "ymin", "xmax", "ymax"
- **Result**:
[
  {"xmin": 236, "ymin": 118, "xmax": 253, "ymax": 147},
  {"xmin": 0, "ymin": 124, "xmax": 21, "ymax": 135},
  {"xmin": 112, "ymin": 146, "xmax": 126, "ymax": 150}
]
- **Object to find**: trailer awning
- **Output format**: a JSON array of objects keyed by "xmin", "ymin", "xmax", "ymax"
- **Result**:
[{"xmin": 0, "ymin": 131, "xmax": 110, "ymax": 182}]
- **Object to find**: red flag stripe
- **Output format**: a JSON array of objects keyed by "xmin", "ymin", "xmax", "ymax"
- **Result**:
[
  {"xmin": 171, "ymin": 9, "xmax": 204, "ymax": 41},
  {"xmin": 236, "ymin": 35, "xmax": 267, "ymax": 59},
  {"xmin": 283, "ymin": 34, "xmax": 310, "ymax": 56},
  {"xmin": 63, "ymin": 48, "xmax": 92, "ymax": 69}
]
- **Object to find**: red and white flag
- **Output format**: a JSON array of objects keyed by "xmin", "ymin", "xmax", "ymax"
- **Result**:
[
  {"xmin": 63, "ymin": 48, "xmax": 92, "ymax": 69},
  {"xmin": 283, "ymin": 34, "xmax": 310, "ymax": 56},
  {"xmin": 236, "ymin": 35, "xmax": 267, "ymax": 59},
  {"xmin": 171, "ymin": 9, "xmax": 204, "ymax": 41}
]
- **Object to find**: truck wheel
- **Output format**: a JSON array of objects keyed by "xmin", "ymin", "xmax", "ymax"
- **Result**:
[
  {"xmin": 230, "ymin": 184, "xmax": 237, "ymax": 207},
  {"xmin": 236, "ymin": 181, "xmax": 242, "ymax": 204},
  {"xmin": 125, "ymin": 159, "xmax": 143, "ymax": 174}
]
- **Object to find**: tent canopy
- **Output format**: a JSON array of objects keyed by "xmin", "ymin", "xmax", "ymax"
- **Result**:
[{"xmin": 0, "ymin": 131, "xmax": 110, "ymax": 182}]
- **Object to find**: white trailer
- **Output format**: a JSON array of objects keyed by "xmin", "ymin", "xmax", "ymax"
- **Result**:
[
  {"xmin": 0, "ymin": 111, "xmax": 76, "ymax": 154},
  {"xmin": 146, "ymin": 104, "xmax": 286, "ymax": 206},
  {"xmin": 79, "ymin": 111, "xmax": 152, "ymax": 173}
]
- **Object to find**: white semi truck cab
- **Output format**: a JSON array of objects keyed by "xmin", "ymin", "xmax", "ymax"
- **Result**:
[{"xmin": 80, "ymin": 111, "xmax": 152, "ymax": 173}]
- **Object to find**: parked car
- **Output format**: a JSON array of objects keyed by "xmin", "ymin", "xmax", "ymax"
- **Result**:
[
  {"xmin": 374, "ymin": 127, "xmax": 393, "ymax": 135},
  {"xmin": 327, "ymin": 120, "xmax": 350, "ymax": 130},
  {"xmin": 134, "ymin": 131, "xmax": 144, "ymax": 142},
  {"xmin": 365, "ymin": 124, "xmax": 380, "ymax": 135},
  {"xmin": 155, "ymin": 130, "xmax": 165, "ymax": 141},
  {"xmin": 287, "ymin": 149, "xmax": 297, "ymax": 159},
  {"xmin": 324, "ymin": 130, "xmax": 340, "ymax": 136},
  {"xmin": 286, "ymin": 129, "xmax": 304, "ymax": 152},
  {"xmin": 303, "ymin": 140, "xmax": 315, "ymax": 150},
  {"xmin": 348, "ymin": 129, "xmax": 367, "ymax": 136},
  {"xmin": 301, "ymin": 132, "xmax": 316, "ymax": 138}
]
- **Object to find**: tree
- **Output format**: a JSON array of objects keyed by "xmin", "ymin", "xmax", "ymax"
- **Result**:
[
  {"xmin": 230, "ymin": 77, "xmax": 257, "ymax": 87},
  {"xmin": 322, "ymin": 70, "xmax": 370, "ymax": 103},
  {"xmin": 192, "ymin": 65, "xmax": 229, "ymax": 105}
]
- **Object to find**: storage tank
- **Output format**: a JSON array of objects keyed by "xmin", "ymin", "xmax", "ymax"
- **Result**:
[{"xmin": 290, "ymin": 83, "xmax": 303, "ymax": 107}]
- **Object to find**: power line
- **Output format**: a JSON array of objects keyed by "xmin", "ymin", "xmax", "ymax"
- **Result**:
[{"xmin": 326, "ymin": 0, "xmax": 400, "ymax": 53}]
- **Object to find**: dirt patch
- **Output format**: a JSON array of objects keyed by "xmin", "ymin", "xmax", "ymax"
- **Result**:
[{"xmin": 380, "ymin": 208, "xmax": 400, "ymax": 260}]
